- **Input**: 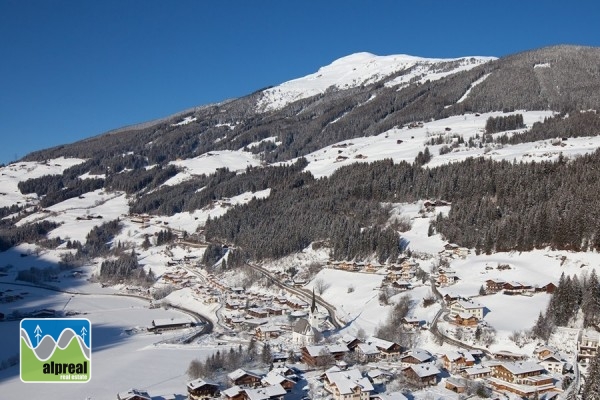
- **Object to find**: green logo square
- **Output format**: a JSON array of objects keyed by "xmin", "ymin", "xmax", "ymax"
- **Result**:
[{"xmin": 20, "ymin": 318, "xmax": 91, "ymax": 383}]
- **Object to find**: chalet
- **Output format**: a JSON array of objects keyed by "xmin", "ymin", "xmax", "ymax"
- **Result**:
[
  {"xmin": 437, "ymin": 271, "xmax": 459, "ymax": 287},
  {"xmin": 355, "ymin": 343, "xmax": 380, "ymax": 363},
  {"xmin": 148, "ymin": 318, "xmax": 192, "ymax": 332},
  {"xmin": 540, "ymin": 282, "xmax": 557, "ymax": 294},
  {"xmin": 255, "ymin": 325, "xmax": 281, "ymax": 341},
  {"xmin": 453, "ymin": 312, "xmax": 479, "ymax": 326},
  {"xmin": 401, "ymin": 364, "xmax": 440, "ymax": 386},
  {"xmin": 539, "ymin": 354, "xmax": 564, "ymax": 374},
  {"xmin": 243, "ymin": 384, "xmax": 286, "ymax": 400},
  {"xmin": 187, "ymin": 379, "xmax": 220, "ymax": 400},
  {"xmin": 365, "ymin": 336, "xmax": 402, "ymax": 359},
  {"xmin": 449, "ymin": 299, "xmax": 484, "ymax": 319},
  {"xmin": 503, "ymin": 281, "xmax": 532, "ymax": 295},
  {"xmin": 441, "ymin": 351, "xmax": 475, "ymax": 373},
  {"xmin": 401, "ymin": 317, "xmax": 421, "ymax": 330},
  {"xmin": 400, "ymin": 349, "xmax": 433, "ymax": 365},
  {"xmin": 301, "ymin": 344, "xmax": 349, "ymax": 366},
  {"xmin": 261, "ymin": 372, "xmax": 295, "ymax": 391},
  {"xmin": 462, "ymin": 366, "xmax": 492, "ymax": 379},
  {"xmin": 493, "ymin": 350, "xmax": 527, "ymax": 361},
  {"xmin": 339, "ymin": 334, "xmax": 363, "ymax": 351},
  {"xmin": 534, "ymin": 346, "xmax": 559, "ymax": 360},
  {"xmin": 286, "ymin": 298, "xmax": 308, "ymax": 310},
  {"xmin": 444, "ymin": 293, "xmax": 462, "ymax": 305},
  {"xmin": 228, "ymin": 369, "xmax": 262, "ymax": 388},
  {"xmin": 578, "ymin": 329, "xmax": 600, "ymax": 361},
  {"xmin": 485, "ymin": 279, "xmax": 506, "ymax": 293},
  {"xmin": 445, "ymin": 377, "xmax": 467, "ymax": 394},
  {"xmin": 116, "ymin": 389, "xmax": 151, "ymax": 400},
  {"xmin": 490, "ymin": 362, "xmax": 547, "ymax": 384},
  {"xmin": 222, "ymin": 386, "xmax": 245, "ymax": 400},
  {"xmin": 247, "ymin": 308, "xmax": 269, "ymax": 318},
  {"xmin": 323, "ymin": 368, "xmax": 374, "ymax": 400},
  {"xmin": 366, "ymin": 368, "xmax": 394, "ymax": 384},
  {"xmin": 391, "ymin": 281, "xmax": 412, "ymax": 291},
  {"xmin": 264, "ymin": 306, "xmax": 284, "ymax": 316}
]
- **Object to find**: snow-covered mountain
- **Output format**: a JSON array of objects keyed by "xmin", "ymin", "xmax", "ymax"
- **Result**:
[{"xmin": 257, "ymin": 52, "xmax": 494, "ymax": 111}]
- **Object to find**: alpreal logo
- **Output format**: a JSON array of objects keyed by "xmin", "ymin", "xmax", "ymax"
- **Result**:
[{"xmin": 20, "ymin": 318, "xmax": 91, "ymax": 383}]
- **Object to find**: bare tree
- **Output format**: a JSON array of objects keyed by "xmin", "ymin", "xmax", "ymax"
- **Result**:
[{"xmin": 314, "ymin": 278, "xmax": 331, "ymax": 295}]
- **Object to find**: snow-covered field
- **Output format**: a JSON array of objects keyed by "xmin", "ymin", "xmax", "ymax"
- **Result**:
[{"xmin": 0, "ymin": 284, "xmax": 220, "ymax": 399}]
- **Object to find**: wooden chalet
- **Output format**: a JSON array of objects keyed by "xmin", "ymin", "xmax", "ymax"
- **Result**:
[
  {"xmin": 365, "ymin": 336, "xmax": 402, "ymax": 359},
  {"xmin": 242, "ymin": 384, "xmax": 286, "ymax": 400},
  {"xmin": 445, "ymin": 377, "xmax": 467, "ymax": 394},
  {"xmin": 187, "ymin": 379, "xmax": 220, "ymax": 400},
  {"xmin": 339, "ymin": 334, "xmax": 363, "ymax": 351},
  {"xmin": 261, "ymin": 372, "xmax": 295, "ymax": 391},
  {"xmin": 323, "ymin": 368, "xmax": 374, "ymax": 400},
  {"xmin": 255, "ymin": 325, "xmax": 281, "ymax": 341},
  {"xmin": 490, "ymin": 362, "xmax": 547, "ymax": 383},
  {"xmin": 453, "ymin": 312, "xmax": 479, "ymax": 326},
  {"xmin": 441, "ymin": 351, "xmax": 475, "ymax": 373},
  {"xmin": 535, "ymin": 282, "xmax": 557, "ymax": 294},
  {"xmin": 462, "ymin": 366, "xmax": 492, "ymax": 379},
  {"xmin": 301, "ymin": 344, "xmax": 349, "ymax": 366},
  {"xmin": 247, "ymin": 308, "xmax": 269, "ymax": 318},
  {"xmin": 355, "ymin": 343, "xmax": 380, "ymax": 363},
  {"xmin": 400, "ymin": 349, "xmax": 433, "ymax": 365},
  {"xmin": 485, "ymin": 279, "xmax": 506, "ymax": 293},
  {"xmin": 228, "ymin": 369, "xmax": 262, "ymax": 388},
  {"xmin": 148, "ymin": 318, "xmax": 191, "ymax": 333},
  {"xmin": 503, "ymin": 281, "xmax": 532, "ymax": 295},
  {"xmin": 222, "ymin": 386, "xmax": 245, "ymax": 400},
  {"xmin": 401, "ymin": 364, "xmax": 439, "ymax": 386}
]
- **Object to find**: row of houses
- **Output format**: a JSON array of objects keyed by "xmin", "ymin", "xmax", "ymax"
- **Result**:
[{"xmin": 485, "ymin": 279, "xmax": 556, "ymax": 295}]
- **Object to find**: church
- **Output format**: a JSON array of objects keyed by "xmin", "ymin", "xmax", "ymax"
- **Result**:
[{"xmin": 292, "ymin": 290, "xmax": 321, "ymax": 347}]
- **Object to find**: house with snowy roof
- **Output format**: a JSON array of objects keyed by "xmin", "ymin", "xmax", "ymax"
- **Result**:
[
  {"xmin": 399, "ymin": 348, "xmax": 433, "ymax": 365},
  {"xmin": 187, "ymin": 378, "xmax": 220, "ymax": 400},
  {"xmin": 243, "ymin": 383, "xmax": 286, "ymax": 400},
  {"xmin": 323, "ymin": 368, "xmax": 374, "ymax": 400},
  {"xmin": 401, "ymin": 364, "xmax": 440, "ymax": 386},
  {"xmin": 449, "ymin": 299, "xmax": 484, "ymax": 319},
  {"xmin": 227, "ymin": 369, "xmax": 262, "ymax": 388},
  {"xmin": 365, "ymin": 336, "xmax": 402, "ymax": 359},
  {"xmin": 116, "ymin": 388, "xmax": 152, "ymax": 400},
  {"xmin": 441, "ymin": 351, "xmax": 475, "ymax": 373}
]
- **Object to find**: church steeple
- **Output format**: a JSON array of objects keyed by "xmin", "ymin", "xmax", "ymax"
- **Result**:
[{"xmin": 311, "ymin": 289, "xmax": 317, "ymax": 314}]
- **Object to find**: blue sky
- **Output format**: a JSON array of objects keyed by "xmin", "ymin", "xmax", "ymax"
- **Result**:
[{"xmin": 1, "ymin": 0, "xmax": 599, "ymax": 165}]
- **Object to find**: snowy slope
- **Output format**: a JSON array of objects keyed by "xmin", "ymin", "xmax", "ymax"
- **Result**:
[{"xmin": 257, "ymin": 52, "xmax": 495, "ymax": 111}]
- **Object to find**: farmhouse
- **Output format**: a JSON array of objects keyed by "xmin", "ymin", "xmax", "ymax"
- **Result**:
[
  {"xmin": 187, "ymin": 379, "xmax": 220, "ymax": 400},
  {"xmin": 453, "ymin": 312, "xmax": 479, "ymax": 326},
  {"xmin": 323, "ymin": 368, "xmax": 374, "ymax": 400}
]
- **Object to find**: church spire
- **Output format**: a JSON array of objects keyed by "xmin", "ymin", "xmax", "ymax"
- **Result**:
[{"xmin": 311, "ymin": 288, "xmax": 317, "ymax": 313}]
